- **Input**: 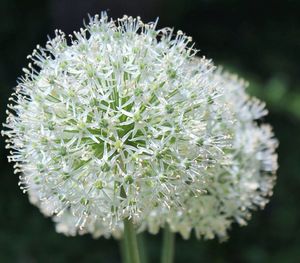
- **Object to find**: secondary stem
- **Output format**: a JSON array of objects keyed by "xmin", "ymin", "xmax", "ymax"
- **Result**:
[
  {"xmin": 161, "ymin": 224, "xmax": 175, "ymax": 263},
  {"xmin": 137, "ymin": 233, "xmax": 148, "ymax": 263}
]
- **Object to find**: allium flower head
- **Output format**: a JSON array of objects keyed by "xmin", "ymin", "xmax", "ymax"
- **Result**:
[
  {"xmin": 2, "ymin": 13, "xmax": 278, "ymax": 239},
  {"xmin": 145, "ymin": 69, "xmax": 278, "ymax": 239}
]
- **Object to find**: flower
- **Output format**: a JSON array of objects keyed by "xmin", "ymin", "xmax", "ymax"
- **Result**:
[
  {"xmin": 144, "ymin": 69, "xmax": 278, "ymax": 239},
  {"xmin": 2, "ymin": 13, "xmax": 277, "ymax": 239}
]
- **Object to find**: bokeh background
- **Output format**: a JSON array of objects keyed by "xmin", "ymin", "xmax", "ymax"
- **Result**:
[{"xmin": 0, "ymin": 0, "xmax": 299, "ymax": 262}]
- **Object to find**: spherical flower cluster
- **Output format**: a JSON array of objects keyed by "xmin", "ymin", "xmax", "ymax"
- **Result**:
[
  {"xmin": 144, "ymin": 68, "xmax": 278, "ymax": 239},
  {"xmin": 2, "ymin": 13, "xmax": 278, "ymax": 239}
]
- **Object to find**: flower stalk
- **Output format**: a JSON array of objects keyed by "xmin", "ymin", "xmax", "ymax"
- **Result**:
[
  {"xmin": 120, "ymin": 184, "xmax": 140, "ymax": 263},
  {"xmin": 161, "ymin": 224, "xmax": 175, "ymax": 263},
  {"xmin": 137, "ymin": 233, "xmax": 148, "ymax": 263},
  {"xmin": 123, "ymin": 218, "xmax": 141, "ymax": 263}
]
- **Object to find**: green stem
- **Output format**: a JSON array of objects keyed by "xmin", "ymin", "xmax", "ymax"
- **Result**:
[
  {"xmin": 120, "ymin": 185, "xmax": 140, "ymax": 263},
  {"xmin": 120, "ymin": 235, "xmax": 130, "ymax": 263},
  {"xmin": 137, "ymin": 233, "xmax": 148, "ymax": 263},
  {"xmin": 123, "ymin": 217, "xmax": 141, "ymax": 263},
  {"xmin": 161, "ymin": 224, "xmax": 175, "ymax": 263}
]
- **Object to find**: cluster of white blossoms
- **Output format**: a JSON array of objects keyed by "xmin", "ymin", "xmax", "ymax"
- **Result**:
[
  {"xmin": 2, "ymin": 13, "xmax": 278, "ymax": 239},
  {"xmin": 145, "ymin": 69, "xmax": 278, "ymax": 239}
]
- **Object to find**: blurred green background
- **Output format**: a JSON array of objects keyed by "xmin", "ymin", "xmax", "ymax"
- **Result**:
[{"xmin": 0, "ymin": 0, "xmax": 299, "ymax": 262}]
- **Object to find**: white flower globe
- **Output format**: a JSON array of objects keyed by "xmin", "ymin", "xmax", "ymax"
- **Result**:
[{"xmin": 2, "ymin": 13, "xmax": 277, "ymax": 239}]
